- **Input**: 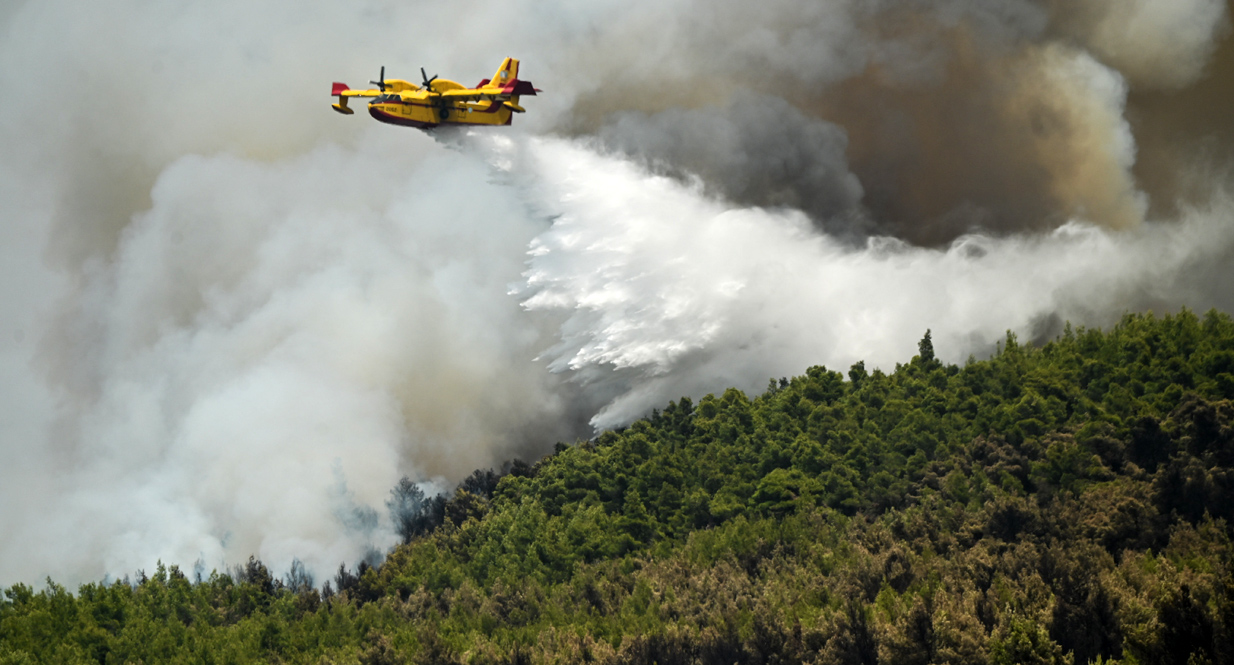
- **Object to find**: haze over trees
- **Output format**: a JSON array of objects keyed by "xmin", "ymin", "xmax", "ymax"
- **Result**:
[{"xmin": 3, "ymin": 310, "xmax": 1234, "ymax": 664}]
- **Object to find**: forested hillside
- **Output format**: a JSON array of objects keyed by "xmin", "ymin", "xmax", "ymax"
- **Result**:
[{"xmin": 4, "ymin": 310, "xmax": 1234, "ymax": 665}]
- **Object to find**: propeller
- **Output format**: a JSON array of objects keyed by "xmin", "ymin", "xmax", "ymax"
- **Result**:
[
  {"xmin": 420, "ymin": 67, "xmax": 438, "ymax": 92},
  {"xmin": 369, "ymin": 66, "xmax": 386, "ymax": 92}
]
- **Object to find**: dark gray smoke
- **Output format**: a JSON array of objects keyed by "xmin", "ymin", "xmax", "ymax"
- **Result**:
[{"xmin": 597, "ymin": 91, "xmax": 869, "ymax": 238}]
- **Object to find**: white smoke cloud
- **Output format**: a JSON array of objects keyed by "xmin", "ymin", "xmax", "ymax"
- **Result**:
[
  {"xmin": 1059, "ymin": 0, "xmax": 1232, "ymax": 90},
  {"xmin": 512, "ymin": 136, "xmax": 1234, "ymax": 428},
  {"xmin": 0, "ymin": 0, "xmax": 609, "ymax": 586},
  {"xmin": 1, "ymin": 0, "xmax": 1232, "ymax": 588},
  {"xmin": 0, "ymin": 133, "xmax": 593, "ymax": 584}
]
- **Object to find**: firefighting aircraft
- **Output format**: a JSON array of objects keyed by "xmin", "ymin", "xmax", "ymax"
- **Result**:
[{"xmin": 330, "ymin": 57, "xmax": 539, "ymax": 129}]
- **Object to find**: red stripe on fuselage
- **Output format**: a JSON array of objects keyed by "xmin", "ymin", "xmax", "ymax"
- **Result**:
[{"xmin": 369, "ymin": 106, "xmax": 438, "ymax": 129}]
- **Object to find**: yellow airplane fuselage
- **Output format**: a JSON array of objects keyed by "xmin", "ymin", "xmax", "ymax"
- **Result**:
[{"xmin": 363, "ymin": 82, "xmax": 515, "ymax": 129}]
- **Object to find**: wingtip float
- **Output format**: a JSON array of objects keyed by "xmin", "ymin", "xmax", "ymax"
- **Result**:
[{"xmin": 330, "ymin": 58, "xmax": 539, "ymax": 129}]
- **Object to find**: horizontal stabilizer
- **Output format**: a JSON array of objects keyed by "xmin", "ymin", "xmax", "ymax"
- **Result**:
[{"xmin": 509, "ymin": 80, "xmax": 538, "ymax": 96}]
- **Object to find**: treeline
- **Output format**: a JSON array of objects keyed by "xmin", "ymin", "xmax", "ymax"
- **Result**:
[{"xmin": 3, "ymin": 310, "xmax": 1234, "ymax": 664}]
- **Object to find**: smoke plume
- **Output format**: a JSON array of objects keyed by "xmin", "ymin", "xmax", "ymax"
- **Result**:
[{"xmin": 0, "ymin": 0, "xmax": 1232, "ymax": 586}]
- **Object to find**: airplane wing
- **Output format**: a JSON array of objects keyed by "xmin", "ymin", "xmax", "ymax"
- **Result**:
[
  {"xmin": 439, "ymin": 81, "xmax": 540, "ymax": 101},
  {"xmin": 439, "ymin": 89, "xmax": 494, "ymax": 101}
]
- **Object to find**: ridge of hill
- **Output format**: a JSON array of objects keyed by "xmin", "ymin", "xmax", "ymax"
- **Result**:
[{"xmin": 4, "ymin": 310, "xmax": 1234, "ymax": 664}]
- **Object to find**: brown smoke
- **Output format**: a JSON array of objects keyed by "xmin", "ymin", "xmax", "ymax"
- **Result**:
[
  {"xmin": 569, "ymin": 0, "xmax": 1233, "ymax": 246},
  {"xmin": 1127, "ymin": 14, "xmax": 1234, "ymax": 218},
  {"xmin": 811, "ymin": 24, "xmax": 1143, "ymax": 243}
]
